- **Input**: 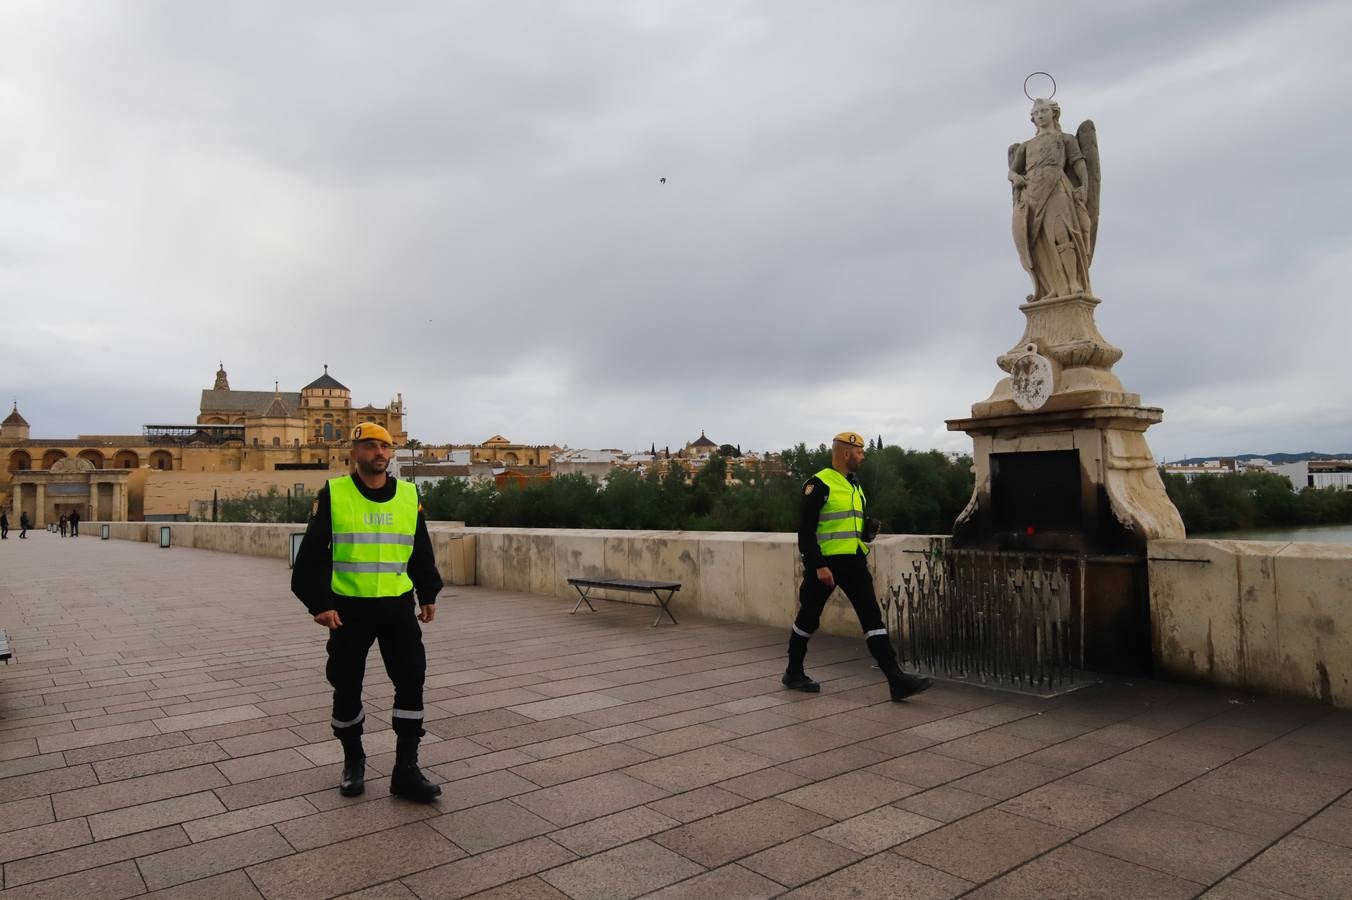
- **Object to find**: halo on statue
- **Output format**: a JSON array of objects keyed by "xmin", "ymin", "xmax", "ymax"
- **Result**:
[{"xmin": 1023, "ymin": 71, "xmax": 1056, "ymax": 101}]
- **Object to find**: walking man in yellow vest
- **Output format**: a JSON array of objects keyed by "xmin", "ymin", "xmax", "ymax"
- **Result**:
[
  {"xmin": 291, "ymin": 422, "xmax": 443, "ymax": 802},
  {"xmin": 784, "ymin": 431, "xmax": 932, "ymax": 701}
]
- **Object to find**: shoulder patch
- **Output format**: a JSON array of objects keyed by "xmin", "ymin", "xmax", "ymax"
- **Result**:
[{"xmin": 803, "ymin": 483, "xmax": 814, "ymax": 495}]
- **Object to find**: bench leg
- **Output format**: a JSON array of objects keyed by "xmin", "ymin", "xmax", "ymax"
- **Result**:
[
  {"xmin": 571, "ymin": 585, "xmax": 597, "ymax": 615},
  {"xmin": 651, "ymin": 590, "xmax": 678, "ymax": 627}
]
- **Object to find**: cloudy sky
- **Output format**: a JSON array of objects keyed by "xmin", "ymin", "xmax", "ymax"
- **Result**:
[{"xmin": 1, "ymin": 0, "xmax": 1348, "ymax": 460}]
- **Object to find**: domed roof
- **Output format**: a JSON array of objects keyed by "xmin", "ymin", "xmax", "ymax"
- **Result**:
[
  {"xmin": 303, "ymin": 365, "xmax": 349, "ymax": 392},
  {"xmin": 3, "ymin": 404, "xmax": 28, "ymax": 427},
  {"xmin": 50, "ymin": 457, "xmax": 94, "ymax": 474},
  {"xmin": 688, "ymin": 430, "xmax": 717, "ymax": 448}
]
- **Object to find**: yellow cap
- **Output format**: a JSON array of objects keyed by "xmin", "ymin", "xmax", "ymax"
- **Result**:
[
  {"xmin": 833, "ymin": 431, "xmax": 865, "ymax": 448},
  {"xmin": 351, "ymin": 422, "xmax": 395, "ymax": 445}
]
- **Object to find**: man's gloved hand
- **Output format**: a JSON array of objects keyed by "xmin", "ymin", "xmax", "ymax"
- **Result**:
[{"xmin": 862, "ymin": 517, "xmax": 883, "ymax": 543}]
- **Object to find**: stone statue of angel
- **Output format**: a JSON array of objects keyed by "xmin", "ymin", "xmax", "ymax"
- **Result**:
[{"xmin": 1007, "ymin": 98, "xmax": 1100, "ymax": 302}]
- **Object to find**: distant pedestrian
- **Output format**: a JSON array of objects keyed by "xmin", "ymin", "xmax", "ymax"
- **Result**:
[
  {"xmin": 59, "ymin": 514, "xmax": 68, "ymax": 537},
  {"xmin": 0, "ymin": 511, "xmax": 8, "ymax": 539},
  {"xmin": 69, "ymin": 510, "xmax": 80, "ymax": 537},
  {"xmin": 19, "ymin": 512, "xmax": 29, "ymax": 538}
]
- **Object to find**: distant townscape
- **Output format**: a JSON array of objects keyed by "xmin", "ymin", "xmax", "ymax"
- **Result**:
[
  {"xmin": 1, "ymin": 365, "xmax": 969, "ymax": 528},
  {"xmin": 1162, "ymin": 454, "xmax": 1352, "ymax": 491},
  {"xmin": 2, "ymin": 364, "xmax": 1348, "ymax": 537}
]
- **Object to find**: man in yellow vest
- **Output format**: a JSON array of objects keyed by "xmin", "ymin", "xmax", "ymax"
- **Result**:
[
  {"xmin": 784, "ymin": 431, "xmax": 932, "ymax": 701},
  {"xmin": 291, "ymin": 422, "xmax": 443, "ymax": 802}
]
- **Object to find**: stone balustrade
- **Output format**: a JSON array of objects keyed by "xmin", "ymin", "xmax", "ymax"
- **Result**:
[
  {"xmin": 80, "ymin": 520, "xmax": 476, "ymax": 587},
  {"xmin": 462, "ymin": 527, "xmax": 945, "ymax": 638}
]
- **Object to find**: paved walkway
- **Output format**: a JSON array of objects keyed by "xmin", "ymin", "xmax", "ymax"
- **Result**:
[{"xmin": 0, "ymin": 532, "xmax": 1349, "ymax": 899}]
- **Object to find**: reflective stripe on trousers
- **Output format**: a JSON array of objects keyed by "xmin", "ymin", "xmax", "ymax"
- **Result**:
[{"xmin": 332, "ymin": 707, "xmax": 366, "ymax": 729}]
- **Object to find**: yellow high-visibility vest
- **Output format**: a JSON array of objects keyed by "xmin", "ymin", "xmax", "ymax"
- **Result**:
[
  {"xmin": 329, "ymin": 477, "xmax": 419, "ymax": 597},
  {"xmin": 813, "ymin": 467, "xmax": 868, "ymax": 557}
]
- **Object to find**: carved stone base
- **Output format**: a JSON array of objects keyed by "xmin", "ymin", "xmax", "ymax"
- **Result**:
[{"xmin": 975, "ymin": 294, "xmax": 1136, "ymax": 418}]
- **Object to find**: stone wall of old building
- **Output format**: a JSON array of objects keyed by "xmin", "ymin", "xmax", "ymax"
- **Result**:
[{"xmin": 141, "ymin": 469, "xmax": 340, "ymax": 519}]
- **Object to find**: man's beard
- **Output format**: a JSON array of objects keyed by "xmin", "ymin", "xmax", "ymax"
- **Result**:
[{"xmin": 355, "ymin": 458, "xmax": 386, "ymax": 477}]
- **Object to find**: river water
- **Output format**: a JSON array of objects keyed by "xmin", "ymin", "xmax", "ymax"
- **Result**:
[{"xmin": 1193, "ymin": 523, "xmax": 1352, "ymax": 545}]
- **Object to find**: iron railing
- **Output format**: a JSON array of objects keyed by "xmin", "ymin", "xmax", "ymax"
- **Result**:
[{"xmin": 881, "ymin": 544, "xmax": 1086, "ymax": 693}]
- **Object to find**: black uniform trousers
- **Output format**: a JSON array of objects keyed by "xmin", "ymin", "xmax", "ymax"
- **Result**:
[
  {"xmin": 326, "ymin": 596, "xmax": 427, "ymax": 739},
  {"xmin": 793, "ymin": 551, "xmax": 886, "ymax": 637}
]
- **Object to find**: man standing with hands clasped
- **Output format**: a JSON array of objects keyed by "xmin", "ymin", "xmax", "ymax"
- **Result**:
[
  {"xmin": 783, "ymin": 431, "xmax": 932, "ymax": 702},
  {"xmin": 291, "ymin": 422, "xmax": 443, "ymax": 802}
]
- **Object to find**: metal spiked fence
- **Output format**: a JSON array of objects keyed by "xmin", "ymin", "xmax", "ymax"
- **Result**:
[{"xmin": 881, "ymin": 543, "xmax": 1086, "ymax": 693}]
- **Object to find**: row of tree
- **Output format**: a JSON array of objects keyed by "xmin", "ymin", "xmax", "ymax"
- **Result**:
[
  {"xmin": 199, "ymin": 451, "xmax": 1352, "ymax": 537},
  {"xmin": 210, "ymin": 486, "xmax": 312, "ymax": 523},
  {"xmin": 419, "ymin": 444, "xmax": 975, "ymax": 534},
  {"xmin": 1161, "ymin": 470, "xmax": 1352, "ymax": 533}
]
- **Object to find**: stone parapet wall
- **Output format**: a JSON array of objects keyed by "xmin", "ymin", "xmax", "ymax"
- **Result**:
[
  {"xmin": 87, "ymin": 522, "xmax": 149, "ymax": 542},
  {"xmin": 77, "ymin": 522, "xmax": 1351, "ymax": 704},
  {"xmin": 464, "ymin": 527, "xmax": 946, "ymax": 639},
  {"xmin": 1149, "ymin": 538, "xmax": 1352, "ymax": 706},
  {"xmin": 81, "ymin": 521, "xmax": 476, "ymax": 586}
]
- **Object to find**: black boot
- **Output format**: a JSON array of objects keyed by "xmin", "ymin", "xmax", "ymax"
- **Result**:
[
  {"xmin": 782, "ymin": 631, "xmax": 821, "ymax": 693},
  {"xmin": 867, "ymin": 634, "xmax": 932, "ymax": 702},
  {"xmin": 337, "ymin": 733, "xmax": 365, "ymax": 797},
  {"xmin": 390, "ymin": 734, "xmax": 441, "ymax": 802}
]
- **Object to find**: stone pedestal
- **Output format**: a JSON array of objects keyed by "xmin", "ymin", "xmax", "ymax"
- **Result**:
[
  {"xmin": 977, "ymin": 294, "xmax": 1129, "ymax": 416},
  {"xmin": 948, "ymin": 292, "xmax": 1183, "ymax": 554},
  {"xmin": 947, "ymin": 292, "xmax": 1184, "ymax": 674}
]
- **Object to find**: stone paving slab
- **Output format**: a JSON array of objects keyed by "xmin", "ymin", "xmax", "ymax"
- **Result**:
[{"xmin": 0, "ymin": 532, "xmax": 1350, "ymax": 898}]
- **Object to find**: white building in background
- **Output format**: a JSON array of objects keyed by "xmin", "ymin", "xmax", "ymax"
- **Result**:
[
  {"xmin": 1161, "ymin": 458, "xmax": 1241, "ymax": 482},
  {"xmin": 1266, "ymin": 461, "xmax": 1309, "ymax": 491},
  {"xmin": 1169, "ymin": 458, "xmax": 1352, "ymax": 492},
  {"xmin": 389, "ymin": 448, "xmax": 498, "ymax": 488},
  {"xmin": 1309, "ymin": 460, "xmax": 1352, "ymax": 490},
  {"xmin": 551, "ymin": 449, "xmax": 622, "ymax": 482}
]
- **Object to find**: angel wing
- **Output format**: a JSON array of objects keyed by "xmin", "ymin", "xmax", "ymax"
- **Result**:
[
  {"xmin": 1075, "ymin": 120, "xmax": 1100, "ymax": 262},
  {"xmin": 1008, "ymin": 141, "xmax": 1034, "ymax": 281}
]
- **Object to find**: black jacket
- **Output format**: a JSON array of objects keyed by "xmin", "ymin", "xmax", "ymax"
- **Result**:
[{"xmin": 290, "ymin": 475, "xmax": 442, "ymax": 615}]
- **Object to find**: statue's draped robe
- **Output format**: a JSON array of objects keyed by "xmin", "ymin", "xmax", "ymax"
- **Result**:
[{"xmin": 1011, "ymin": 132, "xmax": 1094, "ymax": 300}]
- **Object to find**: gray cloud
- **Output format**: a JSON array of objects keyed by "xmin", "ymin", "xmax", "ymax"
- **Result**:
[{"xmin": 1, "ymin": 0, "xmax": 1348, "ymax": 459}]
